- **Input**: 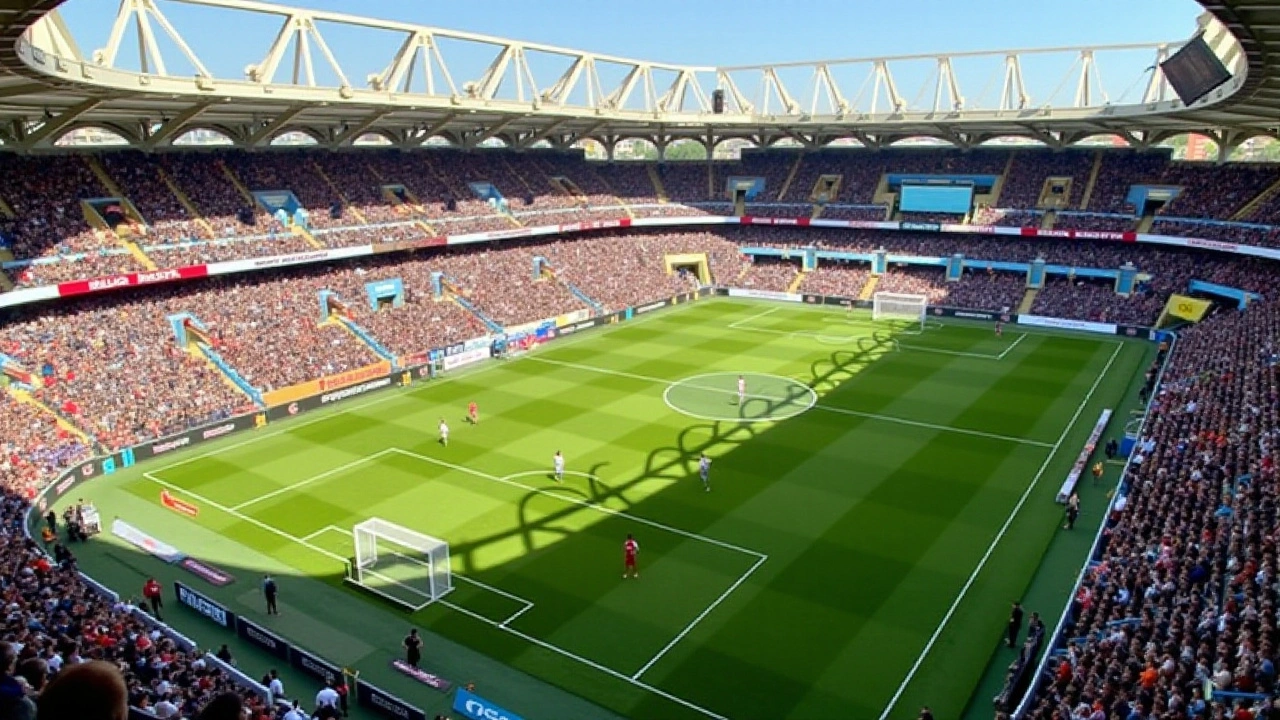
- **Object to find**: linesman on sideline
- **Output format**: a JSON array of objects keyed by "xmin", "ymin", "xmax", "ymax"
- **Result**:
[{"xmin": 262, "ymin": 574, "xmax": 279, "ymax": 615}]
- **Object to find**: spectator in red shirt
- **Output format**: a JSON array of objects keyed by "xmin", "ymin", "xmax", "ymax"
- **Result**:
[{"xmin": 142, "ymin": 577, "xmax": 163, "ymax": 620}]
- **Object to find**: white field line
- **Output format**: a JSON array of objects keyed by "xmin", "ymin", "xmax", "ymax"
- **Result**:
[
  {"xmin": 997, "ymin": 333, "xmax": 1028, "ymax": 360},
  {"xmin": 388, "ymin": 448, "xmax": 765, "ymax": 560},
  {"xmin": 731, "ymin": 314, "xmax": 1023, "ymax": 361},
  {"xmin": 146, "ymin": 289, "xmax": 694, "ymax": 477},
  {"xmin": 632, "ymin": 553, "xmax": 767, "ymax": 680},
  {"xmin": 140, "ymin": 471, "xmax": 740, "ymax": 720},
  {"xmin": 726, "ymin": 306, "xmax": 781, "ymax": 329},
  {"xmin": 526, "ymin": 356, "xmax": 1053, "ymax": 449},
  {"xmin": 230, "ymin": 448, "xmax": 396, "ymax": 511},
  {"xmin": 875, "ymin": 341, "xmax": 1124, "ymax": 720}
]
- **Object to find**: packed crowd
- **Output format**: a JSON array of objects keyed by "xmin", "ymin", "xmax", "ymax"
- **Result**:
[
  {"xmin": 0, "ymin": 219, "xmax": 1274, "ymax": 719},
  {"xmin": 12, "ymin": 147, "xmax": 1280, "ymax": 291},
  {"xmin": 1023, "ymin": 299, "xmax": 1280, "ymax": 720},
  {"xmin": 0, "ymin": 492, "xmax": 283, "ymax": 720}
]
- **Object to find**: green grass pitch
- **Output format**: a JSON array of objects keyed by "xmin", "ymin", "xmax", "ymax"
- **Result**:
[{"xmin": 64, "ymin": 298, "xmax": 1150, "ymax": 720}]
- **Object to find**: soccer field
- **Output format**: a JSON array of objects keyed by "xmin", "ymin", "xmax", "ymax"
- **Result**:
[{"xmin": 63, "ymin": 298, "xmax": 1149, "ymax": 720}]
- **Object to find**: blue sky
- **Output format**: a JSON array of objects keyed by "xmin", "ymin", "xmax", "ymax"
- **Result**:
[{"xmin": 57, "ymin": 0, "xmax": 1205, "ymax": 109}]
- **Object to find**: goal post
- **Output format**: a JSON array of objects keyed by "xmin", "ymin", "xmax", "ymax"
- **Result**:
[
  {"xmin": 872, "ymin": 292, "xmax": 928, "ymax": 332},
  {"xmin": 349, "ymin": 518, "xmax": 452, "ymax": 611}
]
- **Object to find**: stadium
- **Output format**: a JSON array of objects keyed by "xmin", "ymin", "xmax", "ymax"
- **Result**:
[{"xmin": 0, "ymin": 0, "xmax": 1278, "ymax": 719}]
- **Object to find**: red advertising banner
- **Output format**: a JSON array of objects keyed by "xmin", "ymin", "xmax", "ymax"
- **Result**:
[{"xmin": 57, "ymin": 265, "xmax": 209, "ymax": 297}]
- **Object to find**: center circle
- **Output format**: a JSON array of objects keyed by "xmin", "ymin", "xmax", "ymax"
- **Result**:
[{"xmin": 663, "ymin": 372, "xmax": 817, "ymax": 423}]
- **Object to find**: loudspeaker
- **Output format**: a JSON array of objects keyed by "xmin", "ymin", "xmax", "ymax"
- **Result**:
[
  {"xmin": 329, "ymin": 201, "xmax": 343, "ymax": 220},
  {"xmin": 712, "ymin": 89, "xmax": 725, "ymax": 114}
]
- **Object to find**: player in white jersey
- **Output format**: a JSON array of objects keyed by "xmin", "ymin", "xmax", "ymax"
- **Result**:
[
  {"xmin": 438, "ymin": 418, "xmax": 449, "ymax": 446},
  {"xmin": 698, "ymin": 453, "xmax": 712, "ymax": 492},
  {"xmin": 737, "ymin": 375, "xmax": 746, "ymax": 405},
  {"xmin": 553, "ymin": 451, "xmax": 565, "ymax": 482}
]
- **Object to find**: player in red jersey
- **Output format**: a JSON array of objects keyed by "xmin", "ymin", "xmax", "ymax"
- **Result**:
[
  {"xmin": 468, "ymin": 401, "xmax": 478, "ymax": 425},
  {"xmin": 995, "ymin": 320, "xmax": 1004, "ymax": 338},
  {"xmin": 623, "ymin": 534, "xmax": 639, "ymax": 579}
]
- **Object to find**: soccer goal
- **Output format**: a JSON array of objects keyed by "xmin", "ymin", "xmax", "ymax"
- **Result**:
[
  {"xmin": 872, "ymin": 292, "xmax": 928, "ymax": 333},
  {"xmin": 349, "ymin": 518, "xmax": 452, "ymax": 611}
]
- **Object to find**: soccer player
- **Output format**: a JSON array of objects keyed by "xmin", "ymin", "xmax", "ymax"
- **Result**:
[
  {"xmin": 623, "ymin": 534, "xmax": 639, "ymax": 579},
  {"xmin": 995, "ymin": 320, "xmax": 1004, "ymax": 337},
  {"xmin": 438, "ymin": 418, "xmax": 449, "ymax": 446},
  {"xmin": 468, "ymin": 401, "xmax": 478, "ymax": 425},
  {"xmin": 553, "ymin": 451, "xmax": 565, "ymax": 483},
  {"xmin": 736, "ymin": 375, "xmax": 746, "ymax": 405},
  {"xmin": 698, "ymin": 453, "xmax": 712, "ymax": 492}
]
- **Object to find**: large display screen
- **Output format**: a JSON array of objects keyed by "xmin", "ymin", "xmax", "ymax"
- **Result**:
[
  {"xmin": 900, "ymin": 185, "xmax": 973, "ymax": 214},
  {"xmin": 1160, "ymin": 35, "xmax": 1231, "ymax": 105}
]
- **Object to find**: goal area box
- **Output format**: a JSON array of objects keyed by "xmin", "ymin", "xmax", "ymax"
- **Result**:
[{"xmin": 347, "ymin": 518, "xmax": 452, "ymax": 611}]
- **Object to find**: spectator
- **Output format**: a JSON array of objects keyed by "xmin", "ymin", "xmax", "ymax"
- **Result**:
[{"xmin": 36, "ymin": 660, "xmax": 127, "ymax": 720}]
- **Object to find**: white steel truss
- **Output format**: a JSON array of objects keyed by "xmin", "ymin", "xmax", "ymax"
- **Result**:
[{"xmin": 0, "ymin": 0, "xmax": 1261, "ymax": 151}]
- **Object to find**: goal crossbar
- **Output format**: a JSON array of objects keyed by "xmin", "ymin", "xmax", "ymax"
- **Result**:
[{"xmin": 350, "ymin": 518, "xmax": 452, "ymax": 610}]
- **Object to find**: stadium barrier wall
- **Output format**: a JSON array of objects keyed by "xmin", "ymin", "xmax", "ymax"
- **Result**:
[
  {"xmin": 1010, "ymin": 332, "xmax": 1178, "ymax": 717},
  {"xmin": 1, "ymin": 213, "xmax": 1278, "ymax": 311},
  {"xmin": 172, "ymin": 581, "xmax": 428, "ymax": 720},
  {"xmin": 260, "ymin": 360, "xmax": 393, "ymax": 407},
  {"xmin": 19, "ymin": 287, "xmax": 719, "ymax": 720}
]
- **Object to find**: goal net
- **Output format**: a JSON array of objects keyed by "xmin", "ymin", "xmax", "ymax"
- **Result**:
[
  {"xmin": 349, "ymin": 518, "xmax": 452, "ymax": 611},
  {"xmin": 872, "ymin": 292, "xmax": 928, "ymax": 333}
]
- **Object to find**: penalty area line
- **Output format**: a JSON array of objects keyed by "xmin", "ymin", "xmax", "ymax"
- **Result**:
[
  {"xmin": 875, "ymin": 341, "xmax": 1124, "ymax": 720},
  {"xmin": 137, "ymin": 472, "xmax": 730, "ymax": 720}
]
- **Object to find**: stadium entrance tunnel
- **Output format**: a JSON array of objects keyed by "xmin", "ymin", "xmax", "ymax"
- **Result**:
[{"xmin": 663, "ymin": 372, "xmax": 817, "ymax": 422}]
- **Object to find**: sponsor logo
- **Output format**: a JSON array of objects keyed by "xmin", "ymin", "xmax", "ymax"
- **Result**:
[
  {"xmin": 954, "ymin": 311, "xmax": 995, "ymax": 321},
  {"xmin": 81, "ymin": 464, "xmax": 94, "ymax": 477},
  {"xmin": 1000, "ymin": 314, "xmax": 1012, "ymax": 323},
  {"xmin": 1071, "ymin": 231, "xmax": 1121, "ymax": 241},
  {"xmin": 243, "ymin": 624, "xmax": 282, "ymax": 651},
  {"xmin": 1125, "ymin": 327, "xmax": 1138, "ymax": 336},
  {"xmin": 1037, "ymin": 229, "xmax": 1071, "ymax": 238},
  {"xmin": 1185, "ymin": 237, "xmax": 1239, "ymax": 252},
  {"xmin": 176, "ymin": 583, "xmax": 231, "ymax": 627},
  {"xmin": 287, "ymin": 402, "xmax": 299, "ymax": 416},
  {"xmin": 932, "ymin": 308, "xmax": 943, "ymax": 316},
  {"xmin": 320, "ymin": 377, "xmax": 392, "ymax": 404},
  {"xmin": 294, "ymin": 649, "xmax": 340, "ymax": 681},
  {"xmin": 161, "ymin": 490, "xmax": 199, "ymax": 517},
  {"xmin": 179, "ymin": 558, "xmax": 234, "ymax": 586},
  {"xmin": 900, "ymin": 222, "xmax": 941, "ymax": 232},
  {"xmin": 454, "ymin": 690, "xmax": 524, "ymax": 720},
  {"xmin": 372, "ymin": 283, "xmax": 399, "ymax": 295},
  {"xmin": 55, "ymin": 475, "xmax": 77, "ymax": 496},
  {"xmin": 442, "ymin": 347, "xmax": 490, "ymax": 372},
  {"xmin": 254, "ymin": 413, "xmax": 267, "ymax": 428},
  {"xmin": 635, "ymin": 301, "xmax": 666, "ymax": 314},
  {"xmin": 317, "ymin": 363, "xmax": 387, "ymax": 392},
  {"xmin": 152, "ymin": 436, "xmax": 191, "ymax": 455},
  {"xmin": 251, "ymin": 251, "xmax": 330, "ymax": 269},
  {"xmin": 135, "ymin": 269, "xmax": 183, "ymax": 284},
  {"xmin": 201, "ymin": 423, "xmax": 235, "ymax": 440},
  {"xmin": 391, "ymin": 660, "xmax": 453, "ymax": 691},
  {"xmin": 87, "ymin": 276, "xmax": 131, "ymax": 291},
  {"xmin": 369, "ymin": 692, "xmax": 413, "ymax": 720}
]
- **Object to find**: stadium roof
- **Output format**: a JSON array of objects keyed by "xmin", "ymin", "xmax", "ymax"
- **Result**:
[{"xmin": 0, "ymin": 0, "xmax": 1276, "ymax": 153}]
